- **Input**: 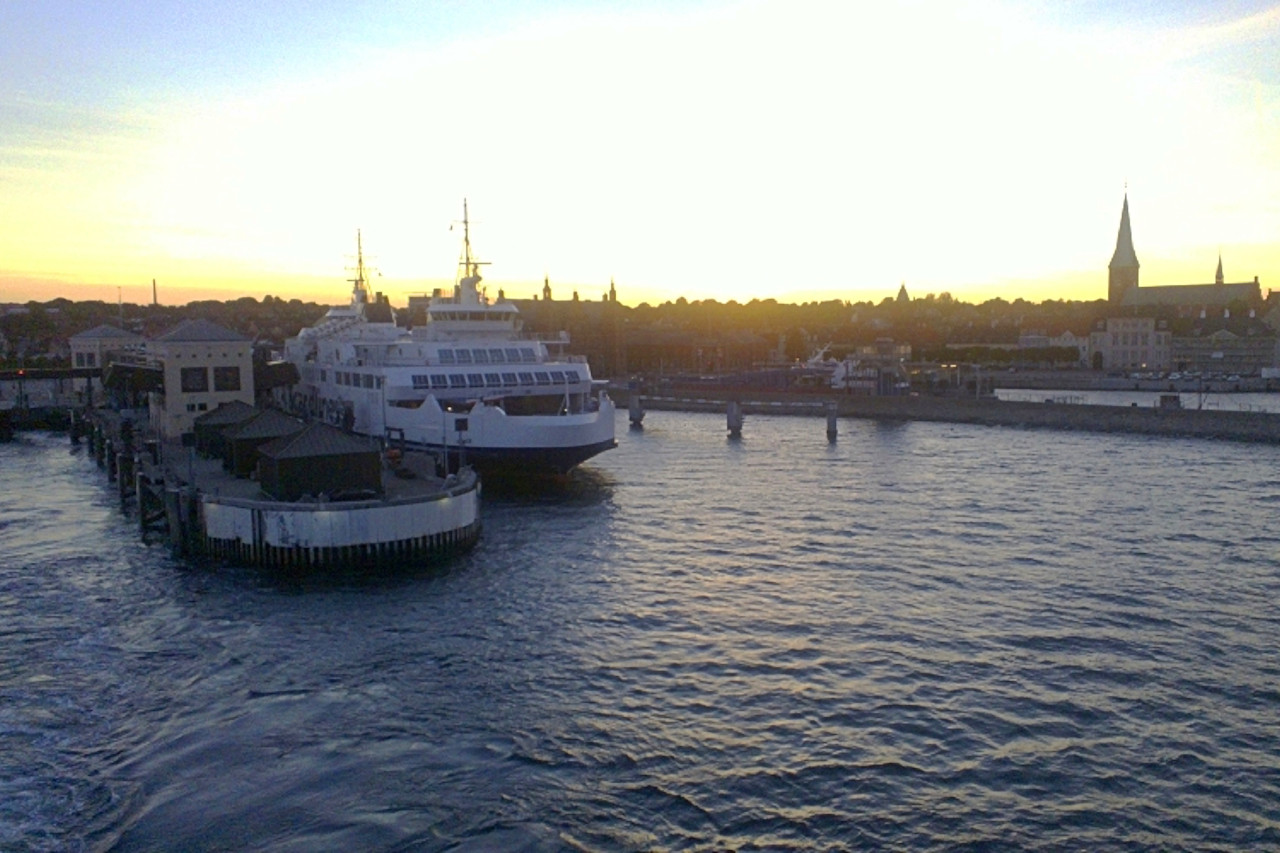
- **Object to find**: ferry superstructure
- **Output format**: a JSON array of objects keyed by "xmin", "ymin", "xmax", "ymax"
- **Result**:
[{"xmin": 280, "ymin": 205, "xmax": 616, "ymax": 476}]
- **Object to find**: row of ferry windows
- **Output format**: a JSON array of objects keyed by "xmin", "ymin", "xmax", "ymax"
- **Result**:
[
  {"xmin": 327, "ymin": 371, "xmax": 383, "ymax": 389},
  {"xmin": 410, "ymin": 370, "xmax": 576, "ymax": 390},
  {"xmin": 438, "ymin": 347, "xmax": 537, "ymax": 365}
]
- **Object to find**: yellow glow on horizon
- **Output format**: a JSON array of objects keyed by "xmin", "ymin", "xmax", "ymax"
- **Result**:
[{"xmin": 2, "ymin": 0, "xmax": 1278, "ymax": 308}]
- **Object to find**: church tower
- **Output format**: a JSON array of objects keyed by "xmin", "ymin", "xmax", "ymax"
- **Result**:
[{"xmin": 1108, "ymin": 194, "xmax": 1140, "ymax": 303}]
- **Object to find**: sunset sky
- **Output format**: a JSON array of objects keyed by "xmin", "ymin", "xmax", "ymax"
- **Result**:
[{"xmin": 2, "ymin": 0, "xmax": 1277, "ymax": 308}]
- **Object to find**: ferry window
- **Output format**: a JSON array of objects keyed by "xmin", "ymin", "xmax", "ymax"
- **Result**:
[
  {"xmin": 472, "ymin": 349, "xmax": 489, "ymax": 363},
  {"xmin": 470, "ymin": 312, "xmax": 485, "ymax": 321},
  {"xmin": 518, "ymin": 371, "xmax": 535, "ymax": 384},
  {"xmin": 180, "ymin": 367, "xmax": 208, "ymax": 392},
  {"xmin": 449, "ymin": 374, "xmax": 468, "ymax": 388},
  {"xmin": 455, "ymin": 349, "xmax": 473, "ymax": 364},
  {"xmin": 549, "ymin": 371, "xmax": 565, "ymax": 383},
  {"xmin": 467, "ymin": 374, "xmax": 485, "ymax": 388},
  {"xmin": 520, "ymin": 348, "xmax": 536, "ymax": 361},
  {"xmin": 502, "ymin": 372, "xmax": 518, "ymax": 385},
  {"xmin": 363, "ymin": 375, "xmax": 375, "ymax": 389},
  {"xmin": 430, "ymin": 375, "xmax": 449, "ymax": 389},
  {"xmin": 484, "ymin": 373, "xmax": 502, "ymax": 386},
  {"xmin": 412, "ymin": 375, "xmax": 430, "ymax": 389},
  {"xmin": 488, "ymin": 348, "xmax": 505, "ymax": 363},
  {"xmin": 439, "ymin": 349, "xmax": 456, "ymax": 364},
  {"xmin": 534, "ymin": 372, "xmax": 551, "ymax": 385},
  {"xmin": 505, "ymin": 347, "xmax": 522, "ymax": 362},
  {"xmin": 213, "ymin": 366, "xmax": 241, "ymax": 392}
]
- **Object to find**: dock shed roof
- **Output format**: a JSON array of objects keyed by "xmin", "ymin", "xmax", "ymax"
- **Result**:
[
  {"xmin": 222, "ymin": 408, "xmax": 304, "ymax": 441},
  {"xmin": 193, "ymin": 400, "xmax": 259, "ymax": 428},
  {"xmin": 257, "ymin": 422, "xmax": 379, "ymax": 460}
]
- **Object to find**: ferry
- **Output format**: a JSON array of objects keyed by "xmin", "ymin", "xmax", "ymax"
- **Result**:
[{"xmin": 278, "ymin": 203, "xmax": 616, "ymax": 477}]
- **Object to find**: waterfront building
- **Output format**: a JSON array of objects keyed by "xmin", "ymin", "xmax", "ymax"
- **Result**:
[
  {"xmin": 1018, "ymin": 330, "xmax": 1090, "ymax": 365},
  {"xmin": 1107, "ymin": 194, "xmax": 1261, "ymax": 308},
  {"xmin": 1170, "ymin": 313, "xmax": 1278, "ymax": 375},
  {"xmin": 1088, "ymin": 317, "xmax": 1173, "ymax": 371},
  {"xmin": 69, "ymin": 324, "xmax": 143, "ymax": 398},
  {"xmin": 145, "ymin": 319, "xmax": 255, "ymax": 439}
]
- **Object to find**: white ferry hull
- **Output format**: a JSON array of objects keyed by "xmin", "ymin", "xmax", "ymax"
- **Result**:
[{"xmin": 385, "ymin": 394, "xmax": 617, "ymax": 476}]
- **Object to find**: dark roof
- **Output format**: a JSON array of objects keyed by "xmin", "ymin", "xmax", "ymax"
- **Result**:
[
  {"xmin": 71, "ymin": 324, "xmax": 143, "ymax": 341},
  {"xmin": 155, "ymin": 318, "xmax": 249, "ymax": 343},
  {"xmin": 256, "ymin": 422, "xmax": 379, "ymax": 460},
  {"xmin": 223, "ymin": 408, "xmax": 304, "ymax": 440},
  {"xmin": 1121, "ymin": 281, "xmax": 1260, "ymax": 308},
  {"xmin": 193, "ymin": 400, "xmax": 259, "ymax": 427}
]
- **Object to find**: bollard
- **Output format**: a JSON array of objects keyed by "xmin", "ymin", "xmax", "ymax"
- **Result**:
[{"xmin": 726, "ymin": 400, "xmax": 744, "ymax": 437}]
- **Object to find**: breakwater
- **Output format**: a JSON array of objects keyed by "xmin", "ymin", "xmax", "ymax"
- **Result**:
[{"xmin": 622, "ymin": 388, "xmax": 1280, "ymax": 443}]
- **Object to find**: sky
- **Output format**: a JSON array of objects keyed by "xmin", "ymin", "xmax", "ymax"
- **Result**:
[{"xmin": 1, "ymin": 0, "xmax": 1278, "ymax": 308}]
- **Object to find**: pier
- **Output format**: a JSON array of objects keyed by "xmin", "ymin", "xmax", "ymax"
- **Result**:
[
  {"xmin": 81, "ymin": 407, "xmax": 481, "ymax": 569},
  {"xmin": 615, "ymin": 386, "xmax": 1280, "ymax": 443}
]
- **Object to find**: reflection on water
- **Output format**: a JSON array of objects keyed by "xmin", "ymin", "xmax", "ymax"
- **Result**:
[{"xmin": 3, "ymin": 418, "xmax": 1280, "ymax": 851}]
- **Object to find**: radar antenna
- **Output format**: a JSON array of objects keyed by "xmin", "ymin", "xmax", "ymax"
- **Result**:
[
  {"xmin": 348, "ymin": 229, "xmax": 371, "ymax": 305},
  {"xmin": 455, "ymin": 199, "xmax": 490, "ymax": 292}
]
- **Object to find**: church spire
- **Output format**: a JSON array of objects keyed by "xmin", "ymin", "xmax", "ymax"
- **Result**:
[
  {"xmin": 1108, "ymin": 193, "xmax": 1140, "ymax": 303},
  {"xmin": 1110, "ymin": 194, "xmax": 1139, "ymax": 269},
  {"xmin": 1215, "ymin": 253, "xmax": 1224, "ymax": 285}
]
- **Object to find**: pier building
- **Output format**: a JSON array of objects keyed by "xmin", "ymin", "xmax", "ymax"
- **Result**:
[{"xmin": 69, "ymin": 324, "xmax": 142, "ymax": 397}]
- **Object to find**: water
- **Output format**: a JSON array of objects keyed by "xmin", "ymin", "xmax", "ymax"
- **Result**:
[
  {"xmin": 3, "ymin": 415, "xmax": 1280, "ymax": 852},
  {"xmin": 995, "ymin": 387, "xmax": 1280, "ymax": 413}
]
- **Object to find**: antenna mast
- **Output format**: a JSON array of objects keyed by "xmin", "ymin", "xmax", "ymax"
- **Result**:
[
  {"xmin": 455, "ymin": 198, "xmax": 490, "ymax": 297},
  {"xmin": 349, "ymin": 229, "xmax": 369, "ymax": 305}
]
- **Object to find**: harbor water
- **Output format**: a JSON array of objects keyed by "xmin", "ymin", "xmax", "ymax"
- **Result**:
[
  {"xmin": 3, "ymin": 413, "xmax": 1279, "ymax": 851},
  {"xmin": 995, "ymin": 387, "xmax": 1280, "ymax": 414}
]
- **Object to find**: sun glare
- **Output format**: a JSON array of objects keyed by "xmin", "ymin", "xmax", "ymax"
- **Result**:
[{"xmin": 2, "ymin": 0, "xmax": 1277, "ymax": 307}]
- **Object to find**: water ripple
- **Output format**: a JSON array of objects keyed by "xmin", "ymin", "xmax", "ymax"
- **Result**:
[{"xmin": 4, "ymin": 421, "xmax": 1280, "ymax": 851}]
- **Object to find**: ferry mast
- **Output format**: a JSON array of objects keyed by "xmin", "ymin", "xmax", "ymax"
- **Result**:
[
  {"xmin": 348, "ymin": 229, "xmax": 371, "ymax": 307},
  {"xmin": 456, "ymin": 199, "xmax": 489, "ymax": 298}
]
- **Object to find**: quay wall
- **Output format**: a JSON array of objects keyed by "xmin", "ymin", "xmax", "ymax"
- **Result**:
[{"xmin": 627, "ymin": 389, "xmax": 1280, "ymax": 443}]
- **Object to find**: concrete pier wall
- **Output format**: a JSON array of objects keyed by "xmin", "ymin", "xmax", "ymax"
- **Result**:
[{"xmin": 626, "ymin": 389, "xmax": 1280, "ymax": 443}]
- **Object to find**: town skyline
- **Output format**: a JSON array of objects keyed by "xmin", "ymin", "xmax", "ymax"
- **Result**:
[{"xmin": 3, "ymin": 1, "xmax": 1278, "ymax": 308}]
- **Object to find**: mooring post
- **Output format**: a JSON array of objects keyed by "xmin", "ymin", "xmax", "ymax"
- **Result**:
[
  {"xmin": 727, "ymin": 400, "xmax": 744, "ymax": 437},
  {"xmin": 117, "ymin": 451, "xmax": 132, "ymax": 506}
]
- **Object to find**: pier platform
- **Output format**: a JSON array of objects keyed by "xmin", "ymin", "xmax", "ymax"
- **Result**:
[{"xmin": 619, "ymin": 387, "xmax": 1280, "ymax": 443}]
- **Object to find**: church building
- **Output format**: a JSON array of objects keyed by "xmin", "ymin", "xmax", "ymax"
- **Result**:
[{"xmin": 1107, "ymin": 194, "xmax": 1261, "ymax": 308}]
